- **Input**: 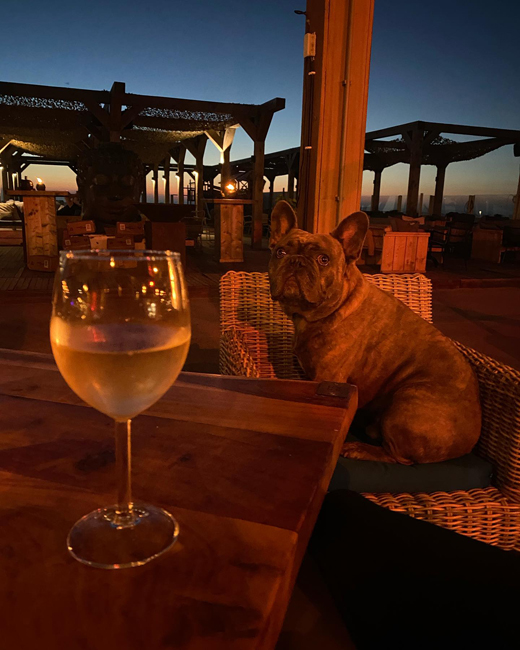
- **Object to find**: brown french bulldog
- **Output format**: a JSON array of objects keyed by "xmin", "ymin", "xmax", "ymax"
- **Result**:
[{"xmin": 268, "ymin": 201, "xmax": 481, "ymax": 464}]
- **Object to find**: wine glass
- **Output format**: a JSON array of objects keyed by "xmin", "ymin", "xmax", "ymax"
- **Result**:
[{"xmin": 50, "ymin": 250, "xmax": 191, "ymax": 569}]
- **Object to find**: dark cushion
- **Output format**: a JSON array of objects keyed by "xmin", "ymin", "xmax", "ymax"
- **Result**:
[{"xmin": 329, "ymin": 453, "xmax": 493, "ymax": 493}]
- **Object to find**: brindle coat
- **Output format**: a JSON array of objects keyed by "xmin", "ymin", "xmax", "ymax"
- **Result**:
[{"xmin": 268, "ymin": 201, "xmax": 481, "ymax": 464}]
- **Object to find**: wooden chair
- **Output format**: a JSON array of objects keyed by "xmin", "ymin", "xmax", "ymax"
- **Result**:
[{"xmin": 219, "ymin": 271, "xmax": 520, "ymax": 551}]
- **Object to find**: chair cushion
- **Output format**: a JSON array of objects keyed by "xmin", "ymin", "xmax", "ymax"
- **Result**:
[{"xmin": 329, "ymin": 453, "xmax": 493, "ymax": 493}]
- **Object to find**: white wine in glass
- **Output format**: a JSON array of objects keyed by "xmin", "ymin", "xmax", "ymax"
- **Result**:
[{"xmin": 50, "ymin": 250, "xmax": 191, "ymax": 569}]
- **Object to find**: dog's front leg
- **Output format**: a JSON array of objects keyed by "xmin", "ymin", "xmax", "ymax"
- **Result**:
[{"xmin": 341, "ymin": 441, "xmax": 398, "ymax": 463}]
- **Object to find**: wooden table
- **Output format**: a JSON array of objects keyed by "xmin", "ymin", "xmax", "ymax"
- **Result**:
[{"xmin": 0, "ymin": 349, "xmax": 356, "ymax": 650}]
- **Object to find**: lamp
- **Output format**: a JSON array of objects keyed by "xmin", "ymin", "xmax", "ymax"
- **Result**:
[
  {"xmin": 36, "ymin": 177, "xmax": 46, "ymax": 191},
  {"xmin": 222, "ymin": 179, "xmax": 238, "ymax": 197}
]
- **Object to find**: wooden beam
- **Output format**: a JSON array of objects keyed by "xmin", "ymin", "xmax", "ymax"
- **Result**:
[
  {"xmin": 367, "ymin": 119, "xmax": 520, "ymax": 141},
  {"xmin": 433, "ymin": 164, "xmax": 447, "ymax": 216},
  {"xmin": 371, "ymin": 168, "xmax": 382, "ymax": 212},
  {"xmin": 185, "ymin": 136, "xmax": 207, "ymax": 216},
  {"xmin": 405, "ymin": 127, "xmax": 424, "ymax": 217},
  {"xmin": 298, "ymin": 0, "xmax": 375, "ymax": 233},
  {"xmin": 175, "ymin": 146, "xmax": 186, "ymax": 205},
  {"xmin": 0, "ymin": 81, "xmax": 109, "ymax": 105},
  {"xmin": 252, "ymin": 140, "xmax": 265, "ymax": 247}
]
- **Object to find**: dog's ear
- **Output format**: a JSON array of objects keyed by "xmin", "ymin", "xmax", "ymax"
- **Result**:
[
  {"xmin": 331, "ymin": 211, "xmax": 369, "ymax": 262},
  {"xmin": 270, "ymin": 200, "xmax": 298, "ymax": 249}
]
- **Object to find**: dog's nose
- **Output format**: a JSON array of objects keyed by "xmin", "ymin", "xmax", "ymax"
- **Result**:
[{"xmin": 289, "ymin": 255, "xmax": 305, "ymax": 268}]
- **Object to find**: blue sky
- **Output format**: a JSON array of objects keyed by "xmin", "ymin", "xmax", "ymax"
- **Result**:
[{"xmin": 1, "ymin": 0, "xmax": 519, "ymax": 202}]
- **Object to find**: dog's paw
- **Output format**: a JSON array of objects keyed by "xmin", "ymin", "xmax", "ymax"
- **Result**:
[{"xmin": 341, "ymin": 441, "xmax": 371, "ymax": 460}]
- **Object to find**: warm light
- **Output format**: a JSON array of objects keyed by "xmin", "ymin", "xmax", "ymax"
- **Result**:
[
  {"xmin": 37, "ymin": 178, "xmax": 43, "ymax": 184},
  {"xmin": 152, "ymin": 266, "xmax": 158, "ymax": 273},
  {"xmin": 109, "ymin": 258, "xmax": 115, "ymax": 268},
  {"xmin": 149, "ymin": 280, "xmax": 155, "ymax": 287},
  {"xmin": 220, "ymin": 152, "xmax": 224, "ymax": 164},
  {"xmin": 226, "ymin": 182, "xmax": 235, "ymax": 191},
  {"xmin": 82, "ymin": 284, "xmax": 88, "ymax": 292}
]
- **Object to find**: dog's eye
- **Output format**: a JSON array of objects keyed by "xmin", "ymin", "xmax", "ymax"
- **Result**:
[
  {"xmin": 276, "ymin": 247, "xmax": 287, "ymax": 258},
  {"xmin": 317, "ymin": 254, "xmax": 330, "ymax": 266}
]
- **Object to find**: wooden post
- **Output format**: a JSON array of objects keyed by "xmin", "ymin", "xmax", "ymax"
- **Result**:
[
  {"xmin": 153, "ymin": 164, "xmax": 159, "ymax": 204},
  {"xmin": 142, "ymin": 167, "xmax": 148, "ymax": 203},
  {"xmin": 298, "ymin": 0, "xmax": 375, "ymax": 233},
  {"xmin": 185, "ymin": 136, "xmax": 207, "ymax": 217},
  {"xmin": 268, "ymin": 176, "xmax": 275, "ymax": 211},
  {"xmin": 405, "ymin": 127, "xmax": 424, "ymax": 217},
  {"xmin": 239, "ymin": 111, "xmax": 274, "ymax": 249},
  {"xmin": 428, "ymin": 195, "xmax": 435, "ymax": 215},
  {"xmin": 288, "ymin": 167, "xmax": 295, "ymax": 200},
  {"xmin": 109, "ymin": 81, "xmax": 125, "ymax": 143},
  {"xmin": 222, "ymin": 147, "xmax": 231, "ymax": 188},
  {"xmin": 164, "ymin": 156, "xmax": 170, "ymax": 204},
  {"xmin": 177, "ymin": 146, "xmax": 186, "ymax": 205},
  {"xmin": 513, "ymin": 166, "xmax": 520, "ymax": 220},
  {"xmin": 252, "ymin": 141, "xmax": 265, "ymax": 246},
  {"xmin": 371, "ymin": 168, "xmax": 382, "ymax": 212},
  {"xmin": 418, "ymin": 192, "xmax": 423, "ymax": 215},
  {"xmin": 396, "ymin": 195, "xmax": 402, "ymax": 211},
  {"xmin": 433, "ymin": 164, "xmax": 447, "ymax": 216},
  {"xmin": 467, "ymin": 195, "xmax": 475, "ymax": 214}
]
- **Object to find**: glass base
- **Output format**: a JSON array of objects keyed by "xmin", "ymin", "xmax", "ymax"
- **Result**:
[{"xmin": 67, "ymin": 504, "xmax": 179, "ymax": 569}]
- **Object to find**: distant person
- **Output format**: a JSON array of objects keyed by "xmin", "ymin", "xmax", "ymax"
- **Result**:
[{"xmin": 57, "ymin": 196, "xmax": 81, "ymax": 217}]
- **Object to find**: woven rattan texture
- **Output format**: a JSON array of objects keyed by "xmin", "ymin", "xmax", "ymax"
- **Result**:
[{"xmin": 219, "ymin": 271, "xmax": 520, "ymax": 550}]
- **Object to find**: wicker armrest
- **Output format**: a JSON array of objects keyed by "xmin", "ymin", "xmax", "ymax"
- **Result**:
[
  {"xmin": 454, "ymin": 342, "xmax": 520, "ymax": 503},
  {"xmin": 219, "ymin": 329, "xmax": 260, "ymax": 378}
]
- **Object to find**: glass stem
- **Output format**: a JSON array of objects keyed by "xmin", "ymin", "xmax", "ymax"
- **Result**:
[{"xmin": 115, "ymin": 419, "xmax": 134, "ymax": 522}]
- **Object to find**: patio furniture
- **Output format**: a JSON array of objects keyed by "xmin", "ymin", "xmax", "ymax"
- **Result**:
[
  {"xmin": 472, "ymin": 222, "xmax": 520, "ymax": 263},
  {"xmin": 212, "ymin": 199, "xmax": 253, "ymax": 263},
  {"xmin": 0, "ymin": 348, "xmax": 357, "ymax": 650},
  {"xmin": 429, "ymin": 214, "xmax": 475, "ymax": 267},
  {"xmin": 219, "ymin": 271, "xmax": 520, "ymax": 551}
]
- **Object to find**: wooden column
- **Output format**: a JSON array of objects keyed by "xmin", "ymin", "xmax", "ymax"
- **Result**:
[
  {"xmin": 109, "ymin": 82, "xmax": 125, "ymax": 143},
  {"xmin": 142, "ymin": 167, "xmax": 148, "ymax": 203},
  {"xmin": 222, "ymin": 147, "xmax": 231, "ymax": 187},
  {"xmin": 428, "ymin": 195, "xmax": 435, "ymax": 215},
  {"xmin": 153, "ymin": 164, "xmax": 159, "ymax": 204},
  {"xmin": 418, "ymin": 192, "xmax": 423, "ymax": 215},
  {"xmin": 513, "ymin": 166, "xmax": 520, "ymax": 220},
  {"xmin": 164, "ymin": 156, "xmax": 170, "ymax": 204},
  {"xmin": 433, "ymin": 164, "xmax": 447, "ymax": 216},
  {"xmin": 405, "ymin": 127, "xmax": 424, "ymax": 217},
  {"xmin": 185, "ymin": 136, "xmax": 207, "ymax": 217},
  {"xmin": 176, "ymin": 146, "xmax": 186, "ymax": 205},
  {"xmin": 288, "ymin": 168, "xmax": 295, "ymax": 200},
  {"xmin": 371, "ymin": 168, "xmax": 382, "ymax": 212},
  {"xmin": 396, "ymin": 195, "xmax": 402, "ymax": 211},
  {"xmin": 268, "ymin": 176, "xmax": 275, "ymax": 211},
  {"xmin": 206, "ymin": 127, "xmax": 236, "ymax": 190},
  {"xmin": 298, "ymin": 0, "xmax": 375, "ymax": 233}
]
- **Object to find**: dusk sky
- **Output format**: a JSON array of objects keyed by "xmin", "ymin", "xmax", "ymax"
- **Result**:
[{"xmin": 1, "ymin": 0, "xmax": 519, "ymax": 207}]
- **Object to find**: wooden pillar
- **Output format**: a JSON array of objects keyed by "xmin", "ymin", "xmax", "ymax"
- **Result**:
[
  {"xmin": 109, "ymin": 81, "xmax": 125, "ymax": 143},
  {"xmin": 222, "ymin": 147, "xmax": 231, "ymax": 187},
  {"xmin": 177, "ymin": 146, "xmax": 186, "ymax": 205},
  {"xmin": 298, "ymin": 0, "xmax": 375, "ymax": 233},
  {"xmin": 0, "ymin": 166, "xmax": 7, "ymax": 201},
  {"xmin": 513, "ymin": 166, "xmax": 520, "ymax": 220},
  {"xmin": 288, "ymin": 169, "xmax": 295, "ymax": 200},
  {"xmin": 396, "ymin": 195, "xmax": 402, "ymax": 212},
  {"xmin": 164, "ymin": 156, "xmax": 170, "ymax": 204},
  {"xmin": 142, "ymin": 167, "xmax": 148, "ymax": 203},
  {"xmin": 467, "ymin": 195, "xmax": 475, "ymax": 214},
  {"xmin": 418, "ymin": 193, "xmax": 423, "ymax": 215},
  {"xmin": 428, "ymin": 195, "xmax": 435, "ymax": 215},
  {"xmin": 268, "ymin": 176, "xmax": 275, "ymax": 211},
  {"xmin": 185, "ymin": 136, "xmax": 207, "ymax": 217},
  {"xmin": 153, "ymin": 164, "xmax": 159, "ymax": 204},
  {"xmin": 252, "ymin": 141, "xmax": 265, "ymax": 247},
  {"xmin": 433, "ymin": 164, "xmax": 447, "ymax": 216},
  {"xmin": 405, "ymin": 127, "xmax": 424, "ymax": 217},
  {"xmin": 371, "ymin": 168, "xmax": 382, "ymax": 212}
]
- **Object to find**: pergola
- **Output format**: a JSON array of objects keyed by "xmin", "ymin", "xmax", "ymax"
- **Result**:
[
  {"xmin": 216, "ymin": 121, "xmax": 520, "ymax": 219},
  {"xmin": 0, "ymin": 80, "xmax": 284, "ymax": 247}
]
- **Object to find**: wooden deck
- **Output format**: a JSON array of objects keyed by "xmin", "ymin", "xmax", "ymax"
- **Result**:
[{"xmin": 0, "ymin": 246, "xmax": 221, "ymax": 295}]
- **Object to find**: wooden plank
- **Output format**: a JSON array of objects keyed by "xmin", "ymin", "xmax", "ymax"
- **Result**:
[
  {"xmin": 416, "ymin": 234, "xmax": 429, "ymax": 272},
  {"xmin": 380, "ymin": 232, "xmax": 395, "ymax": 272},
  {"xmin": 392, "ymin": 234, "xmax": 407, "ymax": 272},
  {"xmin": 404, "ymin": 235, "xmax": 418, "ymax": 272},
  {"xmin": 215, "ymin": 204, "xmax": 244, "ymax": 263}
]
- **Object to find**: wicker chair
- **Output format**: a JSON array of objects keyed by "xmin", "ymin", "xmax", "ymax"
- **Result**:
[{"xmin": 220, "ymin": 271, "xmax": 520, "ymax": 551}]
